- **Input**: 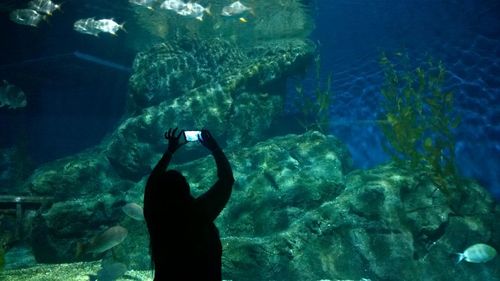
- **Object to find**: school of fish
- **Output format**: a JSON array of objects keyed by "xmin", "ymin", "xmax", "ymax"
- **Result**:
[
  {"xmin": 9, "ymin": 0, "xmax": 60, "ymax": 27},
  {"xmin": 9, "ymin": 0, "xmax": 254, "ymax": 36}
]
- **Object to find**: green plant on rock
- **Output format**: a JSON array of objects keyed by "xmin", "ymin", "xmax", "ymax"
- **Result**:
[
  {"xmin": 293, "ymin": 55, "xmax": 333, "ymax": 133},
  {"xmin": 378, "ymin": 52, "xmax": 461, "ymax": 195}
]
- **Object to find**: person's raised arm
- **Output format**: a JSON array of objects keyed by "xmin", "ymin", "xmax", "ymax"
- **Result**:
[
  {"xmin": 196, "ymin": 129, "xmax": 235, "ymax": 221},
  {"xmin": 150, "ymin": 128, "xmax": 185, "ymax": 178}
]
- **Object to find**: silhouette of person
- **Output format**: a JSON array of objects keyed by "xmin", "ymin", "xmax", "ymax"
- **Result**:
[{"xmin": 143, "ymin": 128, "xmax": 235, "ymax": 281}]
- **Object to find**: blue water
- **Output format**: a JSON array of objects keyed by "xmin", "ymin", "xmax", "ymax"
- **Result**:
[
  {"xmin": 305, "ymin": 0, "xmax": 500, "ymax": 199},
  {"xmin": 0, "ymin": 0, "xmax": 499, "ymax": 199}
]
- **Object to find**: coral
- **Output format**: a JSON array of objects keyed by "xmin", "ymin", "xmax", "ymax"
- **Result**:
[{"xmin": 378, "ymin": 53, "xmax": 461, "ymax": 197}]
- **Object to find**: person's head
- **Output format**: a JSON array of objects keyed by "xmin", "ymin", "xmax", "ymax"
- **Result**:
[
  {"xmin": 145, "ymin": 170, "xmax": 193, "ymax": 211},
  {"xmin": 160, "ymin": 170, "xmax": 191, "ymax": 198}
]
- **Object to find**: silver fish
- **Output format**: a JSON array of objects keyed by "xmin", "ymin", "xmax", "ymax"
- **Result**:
[
  {"xmin": 95, "ymin": 262, "xmax": 127, "ymax": 281},
  {"xmin": 129, "ymin": 0, "xmax": 156, "ymax": 10},
  {"xmin": 76, "ymin": 225, "xmax": 128, "ymax": 257},
  {"xmin": 176, "ymin": 2, "xmax": 210, "ymax": 21},
  {"xmin": 457, "ymin": 243, "xmax": 497, "ymax": 263},
  {"xmin": 28, "ymin": 0, "xmax": 61, "ymax": 16},
  {"xmin": 159, "ymin": 0, "xmax": 186, "ymax": 12},
  {"xmin": 74, "ymin": 18, "xmax": 101, "ymax": 37},
  {"xmin": 95, "ymin": 19, "xmax": 125, "ymax": 35},
  {"xmin": 221, "ymin": 1, "xmax": 252, "ymax": 17},
  {"xmin": 122, "ymin": 203, "xmax": 144, "ymax": 221},
  {"xmin": 9, "ymin": 9, "xmax": 46, "ymax": 27}
]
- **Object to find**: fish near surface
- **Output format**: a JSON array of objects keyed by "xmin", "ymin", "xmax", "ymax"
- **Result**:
[
  {"xmin": 129, "ymin": 0, "xmax": 156, "ymax": 10},
  {"xmin": 457, "ymin": 243, "xmax": 497, "ymax": 263},
  {"xmin": 160, "ymin": 0, "xmax": 186, "ymax": 12},
  {"xmin": 74, "ymin": 18, "xmax": 101, "ymax": 36},
  {"xmin": 9, "ymin": 9, "xmax": 46, "ymax": 27},
  {"xmin": 95, "ymin": 19, "xmax": 125, "ymax": 35},
  {"xmin": 176, "ymin": 2, "xmax": 210, "ymax": 21},
  {"xmin": 28, "ymin": 0, "xmax": 61, "ymax": 16},
  {"xmin": 221, "ymin": 1, "xmax": 253, "ymax": 17},
  {"xmin": 76, "ymin": 226, "xmax": 128, "ymax": 257}
]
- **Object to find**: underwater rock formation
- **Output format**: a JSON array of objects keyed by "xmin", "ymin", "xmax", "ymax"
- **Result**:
[
  {"xmin": 19, "ymin": 36, "xmax": 315, "ymax": 265},
  {"xmin": 216, "ymin": 151, "xmax": 499, "ymax": 281},
  {"xmin": 12, "ymin": 131, "xmax": 500, "ymax": 280},
  {"xmin": 107, "ymin": 37, "xmax": 314, "ymax": 180},
  {"xmin": 110, "ymin": 131, "xmax": 498, "ymax": 280}
]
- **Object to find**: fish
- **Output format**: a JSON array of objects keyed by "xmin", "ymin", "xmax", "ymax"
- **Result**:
[
  {"xmin": 95, "ymin": 19, "xmax": 125, "ymax": 36},
  {"xmin": 76, "ymin": 225, "xmax": 128, "ymax": 257},
  {"xmin": 73, "ymin": 18, "xmax": 101, "ymax": 37},
  {"xmin": 89, "ymin": 262, "xmax": 128, "ymax": 281},
  {"xmin": 9, "ymin": 9, "xmax": 46, "ymax": 27},
  {"xmin": 0, "ymin": 80, "xmax": 27, "ymax": 109},
  {"xmin": 122, "ymin": 203, "xmax": 144, "ymax": 221},
  {"xmin": 456, "ymin": 243, "xmax": 497, "ymax": 263},
  {"xmin": 221, "ymin": 1, "xmax": 253, "ymax": 17},
  {"xmin": 129, "ymin": 0, "xmax": 156, "ymax": 10},
  {"xmin": 73, "ymin": 18, "xmax": 125, "ymax": 37},
  {"xmin": 175, "ymin": 2, "xmax": 210, "ymax": 21},
  {"xmin": 27, "ymin": 0, "xmax": 61, "ymax": 16},
  {"xmin": 159, "ymin": 0, "xmax": 210, "ymax": 21},
  {"xmin": 159, "ymin": 0, "xmax": 187, "ymax": 12}
]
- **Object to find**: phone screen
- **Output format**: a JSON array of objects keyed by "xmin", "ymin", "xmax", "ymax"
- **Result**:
[{"xmin": 184, "ymin": 131, "xmax": 202, "ymax": 142}]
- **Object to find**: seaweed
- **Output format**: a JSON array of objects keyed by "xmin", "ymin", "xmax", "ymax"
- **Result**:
[
  {"xmin": 292, "ymin": 54, "xmax": 333, "ymax": 133},
  {"xmin": 378, "ymin": 52, "xmax": 461, "ymax": 196}
]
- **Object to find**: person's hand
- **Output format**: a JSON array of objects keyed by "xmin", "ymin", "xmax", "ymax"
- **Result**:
[
  {"xmin": 199, "ymin": 129, "xmax": 220, "ymax": 152},
  {"xmin": 164, "ymin": 127, "xmax": 185, "ymax": 153}
]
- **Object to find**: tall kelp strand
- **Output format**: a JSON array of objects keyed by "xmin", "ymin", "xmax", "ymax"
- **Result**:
[{"xmin": 378, "ymin": 52, "xmax": 462, "ymax": 207}]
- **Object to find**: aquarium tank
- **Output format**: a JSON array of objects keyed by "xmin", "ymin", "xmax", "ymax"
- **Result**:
[{"xmin": 0, "ymin": 0, "xmax": 499, "ymax": 280}]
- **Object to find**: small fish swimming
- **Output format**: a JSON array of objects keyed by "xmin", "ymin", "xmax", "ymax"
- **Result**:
[
  {"xmin": 221, "ymin": 1, "xmax": 252, "ymax": 17},
  {"xmin": 122, "ymin": 203, "xmax": 144, "ymax": 221},
  {"xmin": 28, "ymin": 0, "xmax": 61, "ymax": 16},
  {"xmin": 9, "ymin": 9, "xmax": 46, "ymax": 27},
  {"xmin": 0, "ymin": 80, "xmax": 27, "ymax": 109},
  {"xmin": 89, "ymin": 262, "xmax": 128, "ymax": 281},
  {"xmin": 74, "ymin": 18, "xmax": 101, "ymax": 36},
  {"xmin": 159, "ymin": 0, "xmax": 186, "ymax": 12},
  {"xmin": 76, "ymin": 225, "xmax": 128, "ymax": 257},
  {"xmin": 95, "ymin": 19, "xmax": 125, "ymax": 35},
  {"xmin": 73, "ymin": 18, "xmax": 125, "ymax": 36},
  {"xmin": 129, "ymin": 0, "xmax": 156, "ymax": 10},
  {"xmin": 456, "ymin": 243, "xmax": 497, "ymax": 264},
  {"xmin": 175, "ymin": 2, "xmax": 210, "ymax": 21}
]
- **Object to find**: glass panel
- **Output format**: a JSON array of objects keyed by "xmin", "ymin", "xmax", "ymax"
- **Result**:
[{"xmin": 1, "ymin": 0, "xmax": 498, "ymax": 280}]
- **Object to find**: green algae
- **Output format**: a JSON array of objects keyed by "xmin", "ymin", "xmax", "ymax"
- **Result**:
[{"xmin": 378, "ymin": 52, "xmax": 461, "ymax": 196}]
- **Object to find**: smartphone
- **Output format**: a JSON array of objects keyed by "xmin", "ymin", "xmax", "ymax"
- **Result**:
[{"xmin": 184, "ymin": 130, "xmax": 202, "ymax": 142}]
